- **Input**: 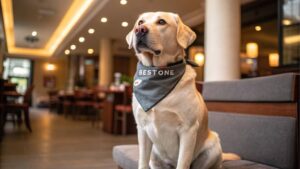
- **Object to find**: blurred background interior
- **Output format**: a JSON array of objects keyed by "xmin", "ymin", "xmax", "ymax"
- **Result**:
[{"xmin": 0, "ymin": 0, "xmax": 299, "ymax": 168}]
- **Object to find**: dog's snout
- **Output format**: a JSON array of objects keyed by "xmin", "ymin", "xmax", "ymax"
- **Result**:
[{"xmin": 135, "ymin": 25, "xmax": 148, "ymax": 38}]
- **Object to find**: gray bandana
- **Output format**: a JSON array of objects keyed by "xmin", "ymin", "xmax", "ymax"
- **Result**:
[{"xmin": 133, "ymin": 60, "xmax": 186, "ymax": 112}]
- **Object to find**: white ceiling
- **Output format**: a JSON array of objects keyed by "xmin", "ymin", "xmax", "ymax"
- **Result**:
[
  {"xmin": 3, "ymin": 0, "xmax": 255, "ymax": 58},
  {"xmin": 13, "ymin": 0, "xmax": 73, "ymax": 48},
  {"xmin": 60, "ymin": 0, "xmax": 204, "ymax": 57}
]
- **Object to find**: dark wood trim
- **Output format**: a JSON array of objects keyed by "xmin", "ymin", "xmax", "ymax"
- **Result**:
[{"xmin": 206, "ymin": 102, "xmax": 297, "ymax": 117}]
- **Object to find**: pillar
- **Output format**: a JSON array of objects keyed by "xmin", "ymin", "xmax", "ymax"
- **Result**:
[
  {"xmin": 98, "ymin": 38, "xmax": 113, "ymax": 86},
  {"xmin": 67, "ymin": 55, "xmax": 76, "ymax": 91},
  {"xmin": 204, "ymin": 0, "xmax": 241, "ymax": 81}
]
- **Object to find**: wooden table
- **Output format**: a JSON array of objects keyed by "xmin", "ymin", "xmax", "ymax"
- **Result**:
[{"xmin": 3, "ymin": 91, "xmax": 23, "ymax": 98}]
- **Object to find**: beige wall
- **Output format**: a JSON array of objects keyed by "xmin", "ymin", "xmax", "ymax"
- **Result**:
[{"xmin": 32, "ymin": 57, "xmax": 68, "ymax": 106}]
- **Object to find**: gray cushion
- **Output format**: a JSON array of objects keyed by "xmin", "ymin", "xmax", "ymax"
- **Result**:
[
  {"xmin": 112, "ymin": 145, "xmax": 278, "ymax": 169},
  {"xmin": 113, "ymin": 145, "xmax": 138, "ymax": 169},
  {"xmin": 202, "ymin": 73, "xmax": 296, "ymax": 102},
  {"xmin": 208, "ymin": 111, "xmax": 296, "ymax": 169},
  {"xmin": 223, "ymin": 160, "xmax": 278, "ymax": 169}
]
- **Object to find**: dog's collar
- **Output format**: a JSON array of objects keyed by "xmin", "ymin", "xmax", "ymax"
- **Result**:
[{"xmin": 140, "ymin": 59, "xmax": 199, "ymax": 68}]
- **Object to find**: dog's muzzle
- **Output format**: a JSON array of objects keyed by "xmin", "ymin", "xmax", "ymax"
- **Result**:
[{"xmin": 135, "ymin": 25, "xmax": 161, "ymax": 55}]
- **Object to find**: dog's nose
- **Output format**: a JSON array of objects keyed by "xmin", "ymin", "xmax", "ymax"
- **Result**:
[{"xmin": 135, "ymin": 25, "xmax": 148, "ymax": 38}]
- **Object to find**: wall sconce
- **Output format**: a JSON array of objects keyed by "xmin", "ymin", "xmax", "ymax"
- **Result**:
[
  {"xmin": 45, "ymin": 63, "xmax": 56, "ymax": 71},
  {"xmin": 194, "ymin": 52, "xmax": 205, "ymax": 66},
  {"xmin": 269, "ymin": 53, "xmax": 279, "ymax": 67},
  {"xmin": 246, "ymin": 42, "xmax": 258, "ymax": 58}
]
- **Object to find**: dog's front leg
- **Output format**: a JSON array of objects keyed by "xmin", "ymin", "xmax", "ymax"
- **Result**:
[
  {"xmin": 137, "ymin": 125, "xmax": 152, "ymax": 169},
  {"xmin": 176, "ymin": 122, "xmax": 199, "ymax": 169}
]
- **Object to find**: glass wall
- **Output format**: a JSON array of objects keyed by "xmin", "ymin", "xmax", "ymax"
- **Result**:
[
  {"xmin": 280, "ymin": 0, "xmax": 300, "ymax": 66},
  {"xmin": 3, "ymin": 58, "xmax": 32, "ymax": 94}
]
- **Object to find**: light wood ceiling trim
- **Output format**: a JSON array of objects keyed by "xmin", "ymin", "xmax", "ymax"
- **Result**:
[{"xmin": 1, "ymin": 0, "xmax": 95, "ymax": 57}]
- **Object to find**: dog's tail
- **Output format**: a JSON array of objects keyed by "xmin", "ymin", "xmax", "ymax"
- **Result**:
[{"xmin": 222, "ymin": 153, "xmax": 241, "ymax": 161}]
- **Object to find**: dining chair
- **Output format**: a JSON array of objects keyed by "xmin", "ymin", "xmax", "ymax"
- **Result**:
[
  {"xmin": 3, "ymin": 85, "xmax": 34, "ymax": 132},
  {"xmin": 0, "ymin": 79, "xmax": 5, "ymax": 140},
  {"xmin": 113, "ymin": 85, "xmax": 133, "ymax": 135}
]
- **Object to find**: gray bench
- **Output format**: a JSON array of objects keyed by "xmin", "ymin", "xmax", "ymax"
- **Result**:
[{"xmin": 113, "ymin": 73, "xmax": 299, "ymax": 169}]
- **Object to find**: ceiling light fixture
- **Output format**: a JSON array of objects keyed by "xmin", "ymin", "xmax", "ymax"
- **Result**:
[
  {"xmin": 88, "ymin": 48, "xmax": 94, "ymax": 54},
  {"xmin": 255, "ymin": 26, "xmax": 261, "ymax": 31},
  {"xmin": 101, "ymin": 17, "xmax": 108, "ymax": 23},
  {"xmin": 31, "ymin": 31, "xmax": 37, "ymax": 37},
  {"xmin": 65, "ymin": 49, "xmax": 70, "ymax": 55},
  {"xmin": 120, "ymin": 0, "xmax": 127, "ymax": 5},
  {"xmin": 88, "ymin": 28, "xmax": 95, "ymax": 34},
  {"xmin": 79, "ymin": 37, "xmax": 85, "ymax": 43},
  {"xmin": 70, "ymin": 44, "xmax": 76, "ymax": 50},
  {"xmin": 121, "ymin": 21, "xmax": 128, "ymax": 27},
  {"xmin": 1, "ymin": 0, "xmax": 94, "ymax": 57}
]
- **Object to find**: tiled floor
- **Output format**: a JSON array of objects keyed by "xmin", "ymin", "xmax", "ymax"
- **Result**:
[{"xmin": 0, "ymin": 109, "xmax": 137, "ymax": 169}]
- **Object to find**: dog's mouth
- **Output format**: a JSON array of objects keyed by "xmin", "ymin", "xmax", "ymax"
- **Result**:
[{"xmin": 136, "ymin": 41, "xmax": 161, "ymax": 56}]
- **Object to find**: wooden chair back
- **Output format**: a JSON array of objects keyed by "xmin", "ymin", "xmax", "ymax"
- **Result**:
[
  {"xmin": 23, "ymin": 85, "xmax": 34, "ymax": 104},
  {"xmin": 123, "ymin": 85, "xmax": 132, "ymax": 105}
]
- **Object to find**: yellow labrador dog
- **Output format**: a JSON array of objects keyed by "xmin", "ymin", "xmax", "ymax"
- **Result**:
[{"xmin": 126, "ymin": 12, "xmax": 238, "ymax": 169}]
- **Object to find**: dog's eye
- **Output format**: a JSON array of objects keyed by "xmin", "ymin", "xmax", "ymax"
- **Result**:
[
  {"xmin": 157, "ymin": 19, "xmax": 167, "ymax": 25},
  {"xmin": 138, "ymin": 20, "xmax": 144, "ymax": 25}
]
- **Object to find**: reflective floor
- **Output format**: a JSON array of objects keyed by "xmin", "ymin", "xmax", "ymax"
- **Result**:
[{"xmin": 0, "ymin": 109, "xmax": 137, "ymax": 169}]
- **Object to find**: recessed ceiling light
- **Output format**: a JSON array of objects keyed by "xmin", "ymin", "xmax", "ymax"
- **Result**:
[
  {"xmin": 79, "ymin": 37, "xmax": 85, "ymax": 43},
  {"xmin": 121, "ymin": 21, "xmax": 129, "ymax": 27},
  {"xmin": 101, "ymin": 17, "xmax": 108, "ymax": 23},
  {"xmin": 88, "ymin": 48, "xmax": 94, "ymax": 54},
  {"xmin": 120, "ymin": 0, "xmax": 127, "ymax": 5},
  {"xmin": 282, "ymin": 19, "xmax": 292, "ymax": 26},
  {"xmin": 64, "ymin": 49, "xmax": 70, "ymax": 55},
  {"xmin": 32, "ymin": 31, "xmax": 37, "ymax": 37},
  {"xmin": 255, "ymin": 26, "xmax": 261, "ymax": 31},
  {"xmin": 70, "ymin": 44, "xmax": 76, "ymax": 50},
  {"xmin": 88, "ymin": 28, "xmax": 95, "ymax": 34}
]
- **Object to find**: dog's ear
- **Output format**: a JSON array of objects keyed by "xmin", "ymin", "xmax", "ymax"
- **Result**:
[
  {"xmin": 126, "ymin": 30, "xmax": 134, "ymax": 49},
  {"xmin": 173, "ymin": 14, "xmax": 196, "ymax": 49}
]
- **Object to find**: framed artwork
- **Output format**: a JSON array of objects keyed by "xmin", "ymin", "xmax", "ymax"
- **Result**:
[{"xmin": 44, "ymin": 75, "xmax": 56, "ymax": 88}]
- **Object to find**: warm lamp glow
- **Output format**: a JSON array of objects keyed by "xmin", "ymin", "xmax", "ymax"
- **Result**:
[
  {"xmin": 45, "ymin": 63, "xmax": 56, "ymax": 71},
  {"xmin": 269, "ymin": 53, "xmax": 279, "ymax": 67},
  {"xmin": 255, "ymin": 26, "xmax": 261, "ymax": 31},
  {"xmin": 284, "ymin": 35, "xmax": 300, "ymax": 44},
  {"xmin": 246, "ymin": 42, "xmax": 258, "ymax": 58},
  {"xmin": 282, "ymin": 19, "xmax": 292, "ymax": 26},
  {"xmin": 194, "ymin": 52, "xmax": 205, "ymax": 66}
]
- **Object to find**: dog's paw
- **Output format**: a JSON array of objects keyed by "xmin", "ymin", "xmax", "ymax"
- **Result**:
[{"xmin": 222, "ymin": 153, "xmax": 241, "ymax": 161}]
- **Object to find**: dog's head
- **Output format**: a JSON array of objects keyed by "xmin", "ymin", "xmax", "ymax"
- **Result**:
[{"xmin": 126, "ymin": 12, "xmax": 196, "ymax": 66}]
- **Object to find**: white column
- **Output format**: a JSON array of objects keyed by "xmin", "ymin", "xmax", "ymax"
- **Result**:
[
  {"xmin": 204, "ymin": 0, "xmax": 241, "ymax": 81},
  {"xmin": 98, "ymin": 38, "xmax": 113, "ymax": 86}
]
